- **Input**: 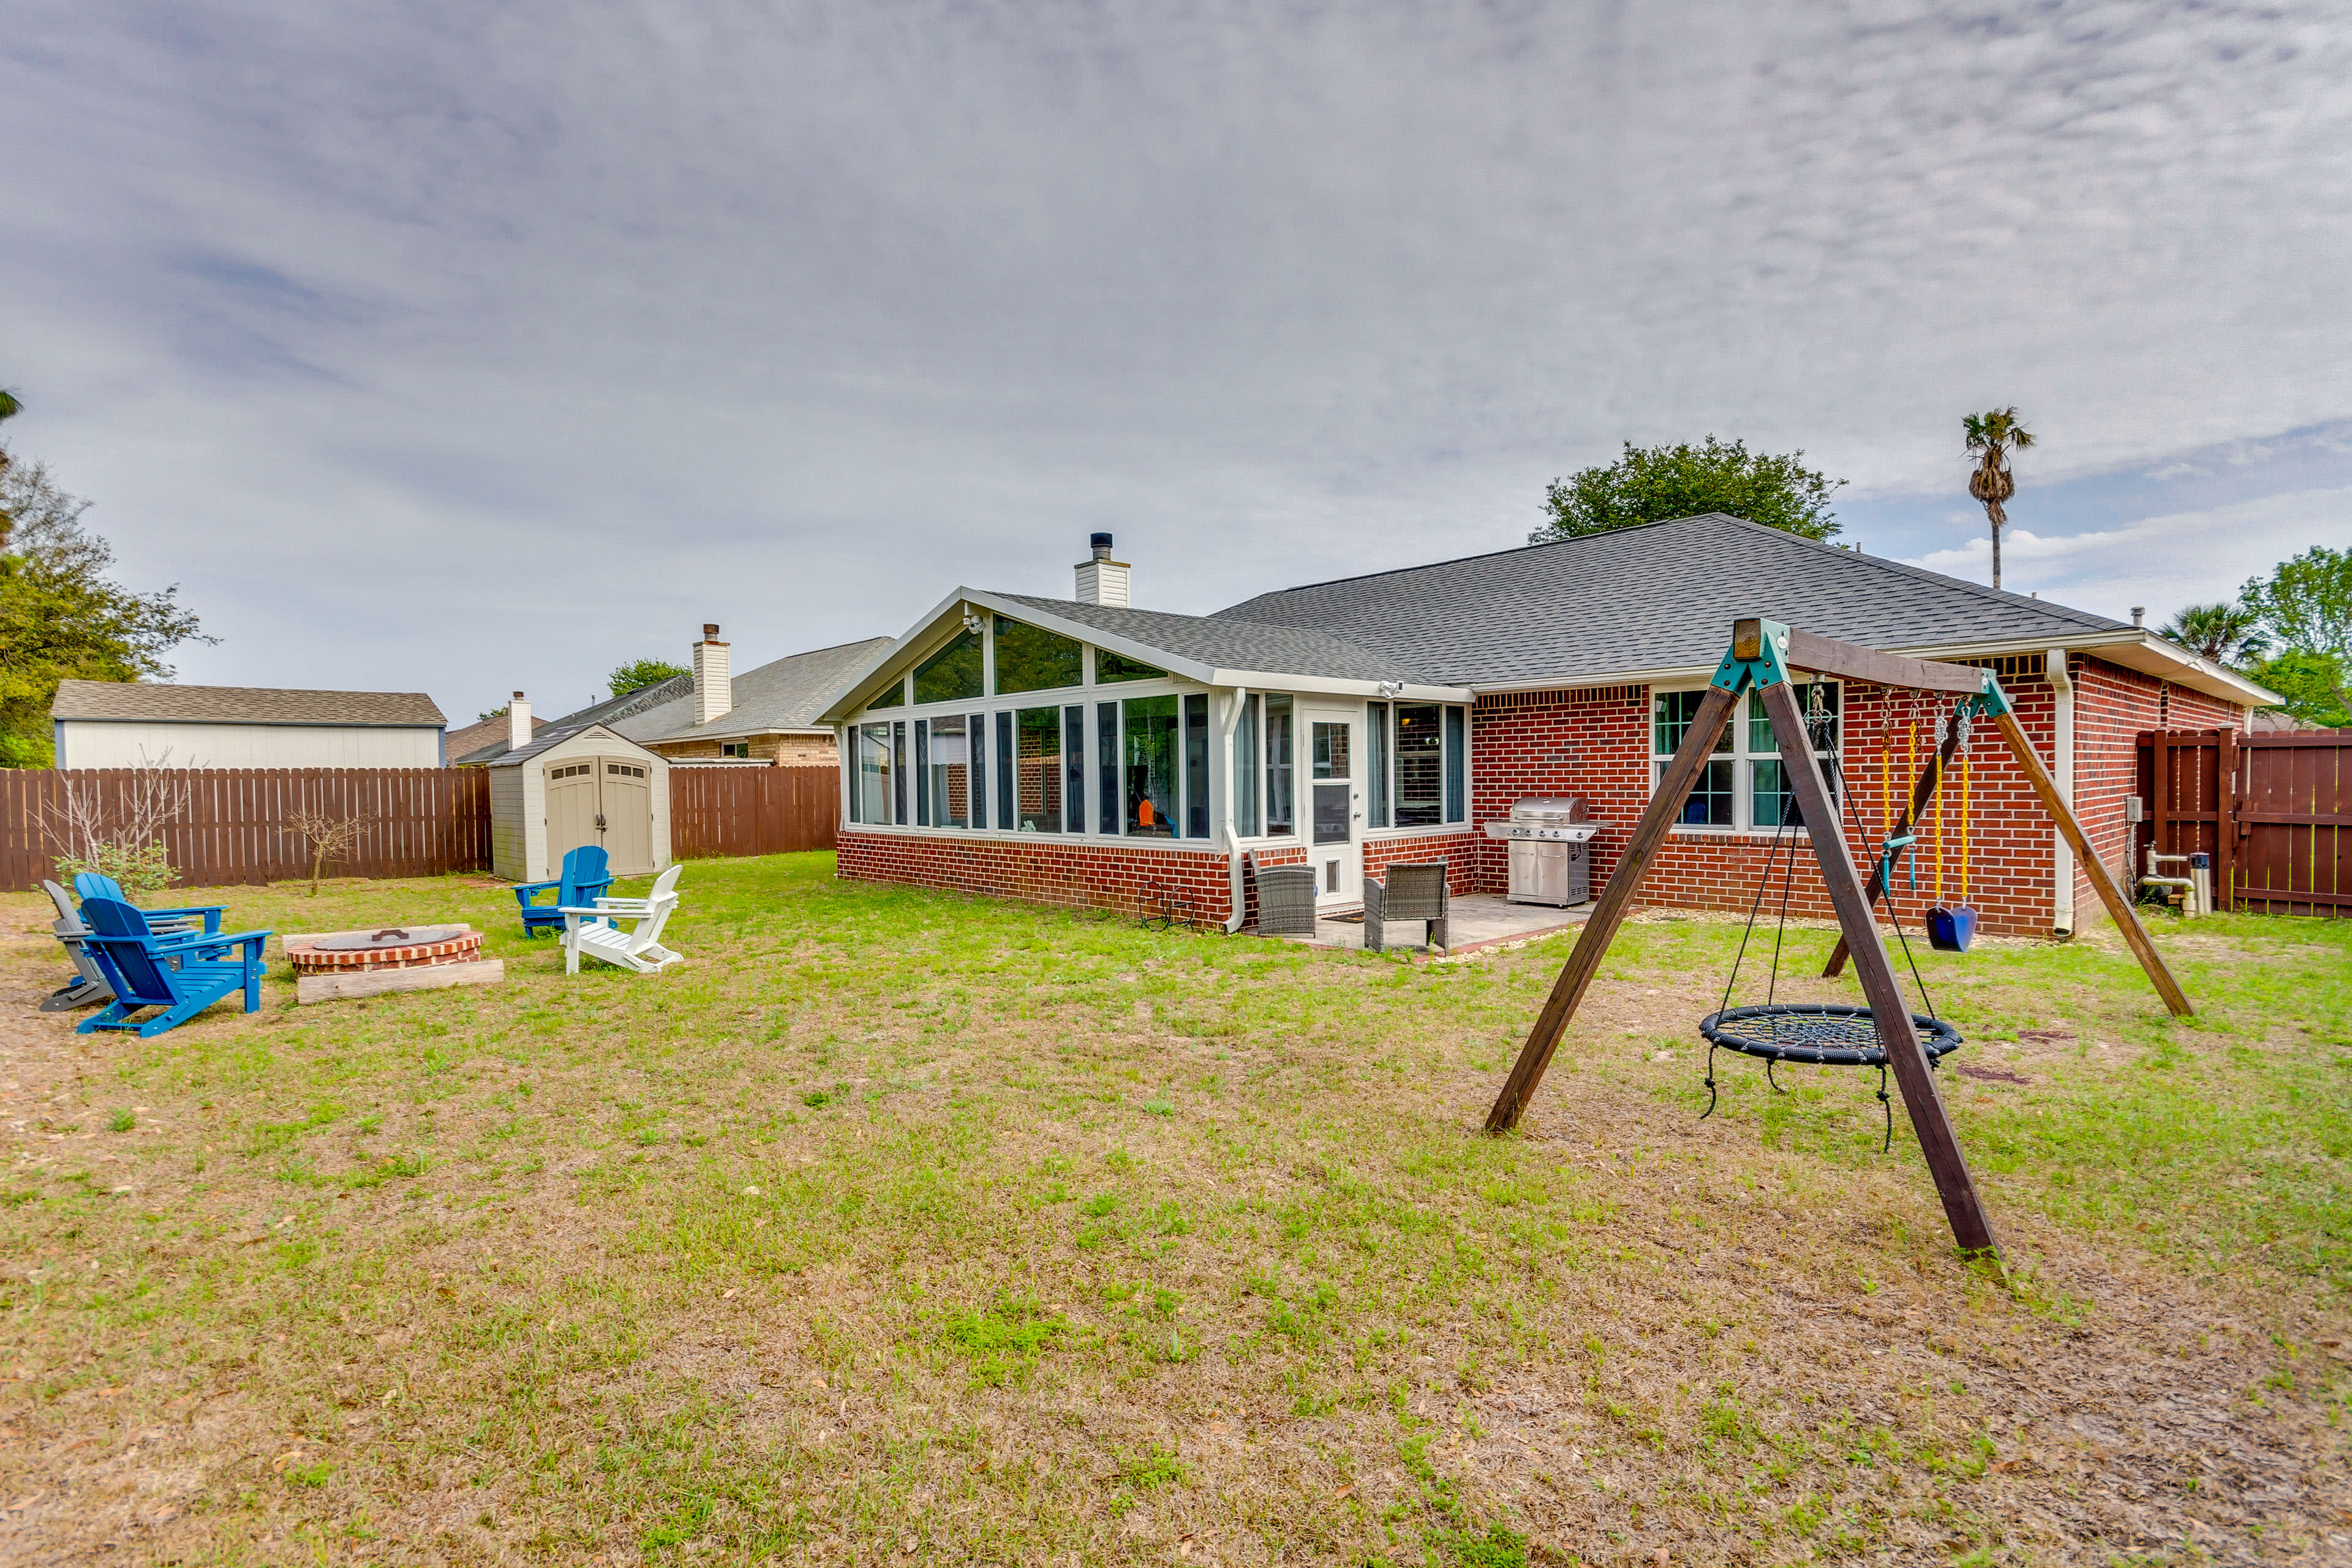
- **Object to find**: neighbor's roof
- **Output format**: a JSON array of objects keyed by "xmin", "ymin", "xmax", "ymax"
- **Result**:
[
  {"xmin": 452, "ymin": 674, "xmax": 691, "ymax": 766},
  {"xmin": 624, "ymin": 638, "xmax": 894, "ymax": 745},
  {"xmin": 50, "ymin": 680, "xmax": 446, "ymax": 728},
  {"xmin": 1214, "ymin": 513, "xmax": 2136, "ymax": 688},
  {"xmin": 443, "ymin": 711, "xmax": 544, "ymax": 760}
]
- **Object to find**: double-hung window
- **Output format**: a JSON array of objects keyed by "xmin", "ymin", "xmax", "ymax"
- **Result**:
[{"xmin": 1653, "ymin": 685, "xmax": 1839, "ymax": 831}]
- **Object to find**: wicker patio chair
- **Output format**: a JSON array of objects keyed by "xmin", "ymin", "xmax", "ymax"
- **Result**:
[
  {"xmin": 1365, "ymin": 862, "xmax": 1449, "ymax": 954},
  {"xmin": 1253, "ymin": 859, "xmax": 1319, "ymax": 939}
]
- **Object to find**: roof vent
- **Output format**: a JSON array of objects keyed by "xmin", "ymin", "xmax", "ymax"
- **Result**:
[
  {"xmin": 2131, "ymin": 606, "xmax": 2145, "ymax": 627},
  {"xmin": 1076, "ymin": 533, "xmax": 1129, "ymax": 607}
]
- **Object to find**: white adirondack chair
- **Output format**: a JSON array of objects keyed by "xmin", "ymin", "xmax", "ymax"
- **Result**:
[{"xmin": 560, "ymin": 864, "xmax": 685, "ymax": 975}]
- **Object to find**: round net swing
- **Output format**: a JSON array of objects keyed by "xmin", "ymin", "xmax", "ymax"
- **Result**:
[
  {"xmin": 1695, "ymin": 679, "xmax": 1964, "ymax": 1150},
  {"xmin": 1700, "ymin": 1003, "xmax": 1961, "ymax": 1069}
]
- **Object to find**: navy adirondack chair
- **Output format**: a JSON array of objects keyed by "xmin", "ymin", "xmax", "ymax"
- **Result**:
[
  {"xmin": 74, "ymin": 897, "xmax": 270, "ymax": 1038},
  {"xmin": 71, "ymin": 872, "xmax": 227, "ymax": 938},
  {"xmin": 514, "ymin": 846, "xmax": 614, "ymax": 938}
]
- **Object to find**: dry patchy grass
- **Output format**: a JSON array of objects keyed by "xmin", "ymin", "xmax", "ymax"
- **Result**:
[{"xmin": 2, "ymin": 854, "xmax": 2348, "ymax": 1566}]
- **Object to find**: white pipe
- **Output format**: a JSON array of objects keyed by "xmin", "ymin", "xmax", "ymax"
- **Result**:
[
  {"xmin": 2046, "ymin": 649, "xmax": 2075, "ymax": 935},
  {"xmin": 1221, "ymin": 687, "xmax": 1250, "ymax": 933}
]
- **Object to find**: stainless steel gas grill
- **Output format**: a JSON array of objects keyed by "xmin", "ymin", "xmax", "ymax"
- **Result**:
[{"xmin": 1481, "ymin": 797, "xmax": 1600, "ymax": 907}]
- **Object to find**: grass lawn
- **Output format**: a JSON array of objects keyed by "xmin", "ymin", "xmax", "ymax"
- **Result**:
[{"xmin": 4, "ymin": 852, "xmax": 2348, "ymax": 1566}]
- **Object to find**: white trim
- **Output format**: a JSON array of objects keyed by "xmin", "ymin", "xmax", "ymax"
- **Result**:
[{"xmin": 2048, "ymin": 649, "xmax": 2076, "ymax": 934}]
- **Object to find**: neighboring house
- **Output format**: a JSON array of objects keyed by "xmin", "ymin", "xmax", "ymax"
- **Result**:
[
  {"xmin": 50, "ymin": 680, "xmax": 447, "ymax": 769},
  {"xmin": 451, "ymin": 677, "xmax": 691, "ymax": 767},
  {"xmin": 444, "ymin": 709, "xmax": 545, "ymax": 761},
  {"xmin": 818, "ymin": 519, "xmax": 2278, "ymax": 937},
  {"xmin": 454, "ymin": 631, "xmax": 891, "ymax": 769}
]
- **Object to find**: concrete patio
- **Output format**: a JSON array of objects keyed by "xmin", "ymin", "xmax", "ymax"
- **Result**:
[{"xmin": 1295, "ymin": 892, "xmax": 1591, "ymax": 957}]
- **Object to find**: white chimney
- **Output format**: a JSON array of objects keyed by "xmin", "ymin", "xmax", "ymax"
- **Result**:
[
  {"xmin": 2131, "ymin": 606, "xmax": 2145, "ymax": 627},
  {"xmin": 1074, "ymin": 532, "xmax": 1129, "ymax": 606},
  {"xmin": 508, "ymin": 691, "xmax": 530, "ymax": 752},
  {"xmin": 693, "ymin": 623, "xmax": 731, "ymax": 725}
]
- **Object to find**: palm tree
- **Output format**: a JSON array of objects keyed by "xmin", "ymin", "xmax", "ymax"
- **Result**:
[
  {"xmin": 1962, "ymin": 408, "xmax": 2035, "ymax": 591},
  {"xmin": 2156, "ymin": 603, "xmax": 2269, "ymax": 667},
  {"xmin": 0, "ymin": 388, "xmax": 18, "ymax": 553}
]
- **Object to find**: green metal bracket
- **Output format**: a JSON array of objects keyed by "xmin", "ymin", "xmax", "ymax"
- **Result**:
[
  {"xmin": 1710, "ymin": 618, "xmax": 1792, "ymax": 695},
  {"xmin": 1967, "ymin": 670, "xmax": 2015, "ymax": 720}
]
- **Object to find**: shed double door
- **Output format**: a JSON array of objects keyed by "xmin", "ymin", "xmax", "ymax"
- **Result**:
[{"xmin": 545, "ymin": 758, "xmax": 655, "ymax": 876}]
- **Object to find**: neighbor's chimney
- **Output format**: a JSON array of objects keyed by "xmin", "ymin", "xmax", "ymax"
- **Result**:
[
  {"xmin": 2131, "ymin": 606, "xmax": 2145, "ymax": 628},
  {"xmin": 508, "ymin": 692, "xmax": 530, "ymax": 752},
  {"xmin": 693, "ymin": 623, "xmax": 731, "ymax": 725},
  {"xmin": 1074, "ymin": 532, "xmax": 1129, "ymax": 607}
]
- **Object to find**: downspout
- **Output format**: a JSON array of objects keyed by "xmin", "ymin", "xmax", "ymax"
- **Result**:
[
  {"xmin": 1222, "ymin": 687, "xmax": 1250, "ymax": 933},
  {"xmin": 2046, "ymin": 649, "xmax": 2075, "ymax": 935}
]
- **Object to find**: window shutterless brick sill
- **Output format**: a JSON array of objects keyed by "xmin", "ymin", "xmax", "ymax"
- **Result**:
[{"xmin": 1667, "ymin": 826, "xmax": 1817, "ymax": 843}]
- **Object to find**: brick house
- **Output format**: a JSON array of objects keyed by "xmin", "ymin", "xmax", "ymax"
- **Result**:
[
  {"xmin": 456, "ymin": 630, "xmax": 892, "ymax": 769},
  {"xmin": 820, "ymin": 517, "xmax": 2275, "ymax": 935}
]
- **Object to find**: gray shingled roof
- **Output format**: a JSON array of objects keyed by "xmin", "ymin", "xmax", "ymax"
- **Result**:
[
  {"xmin": 452, "ymin": 674, "xmax": 691, "ymax": 766},
  {"xmin": 624, "ymin": 638, "xmax": 894, "ymax": 745},
  {"xmin": 992, "ymin": 595, "xmax": 1427, "ymax": 684},
  {"xmin": 1213, "ymin": 513, "xmax": 2132, "ymax": 687},
  {"xmin": 484, "ymin": 719, "xmax": 656, "ymax": 770},
  {"xmin": 51, "ymin": 680, "xmax": 446, "ymax": 727}
]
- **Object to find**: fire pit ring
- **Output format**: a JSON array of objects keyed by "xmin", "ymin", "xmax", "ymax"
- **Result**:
[{"xmin": 285, "ymin": 925, "xmax": 484, "ymax": 974}]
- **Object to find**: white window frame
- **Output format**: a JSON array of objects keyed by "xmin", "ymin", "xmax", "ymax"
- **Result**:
[{"xmin": 1651, "ymin": 682, "xmax": 1840, "ymax": 835}]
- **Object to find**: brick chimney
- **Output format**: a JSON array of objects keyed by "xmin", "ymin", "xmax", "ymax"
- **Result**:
[
  {"xmin": 693, "ymin": 624, "xmax": 731, "ymax": 725},
  {"xmin": 507, "ymin": 692, "xmax": 530, "ymax": 752},
  {"xmin": 1074, "ymin": 533, "xmax": 1129, "ymax": 607}
]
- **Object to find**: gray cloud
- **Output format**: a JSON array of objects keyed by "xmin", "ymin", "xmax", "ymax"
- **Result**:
[{"xmin": 4, "ymin": 1, "xmax": 2348, "ymax": 715}]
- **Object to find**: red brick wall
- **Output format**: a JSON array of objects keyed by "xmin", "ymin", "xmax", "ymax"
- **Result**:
[
  {"xmin": 837, "ymin": 827, "xmax": 1234, "ymax": 922},
  {"xmin": 2069, "ymin": 656, "xmax": 2245, "ymax": 916},
  {"xmin": 1363, "ymin": 829, "xmax": 1481, "ymax": 893},
  {"xmin": 1469, "ymin": 676, "xmax": 2077, "ymax": 937}
]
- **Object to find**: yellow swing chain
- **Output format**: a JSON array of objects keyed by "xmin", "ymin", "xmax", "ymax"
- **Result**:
[{"xmin": 1959, "ymin": 752, "xmax": 1970, "ymax": 903}]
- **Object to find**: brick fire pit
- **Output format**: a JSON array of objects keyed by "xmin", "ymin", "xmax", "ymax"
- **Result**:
[{"xmin": 284, "ymin": 925, "xmax": 502, "ymax": 1003}]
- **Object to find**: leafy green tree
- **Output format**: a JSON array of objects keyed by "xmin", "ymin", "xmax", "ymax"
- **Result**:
[
  {"xmin": 2155, "ymin": 602, "xmax": 2267, "ymax": 667},
  {"xmin": 1962, "ymin": 408, "xmax": 2035, "ymax": 592},
  {"xmin": 0, "ymin": 459, "xmax": 210, "ymax": 767},
  {"xmin": 1531, "ymin": 437, "xmax": 1843, "ymax": 544},
  {"xmin": 2243, "ymin": 546, "xmax": 2352, "ymax": 662},
  {"xmin": 0, "ymin": 386, "xmax": 21, "ymax": 552},
  {"xmin": 2241, "ymin": 546, "xmax": 2352, "ymax": 727},
  {"xmin": 609, "ymin": 658, "xmax": 691, "ymax": 697},
  {"xmin": 2245, "ymin": 650, "xmax": 2349, "ymax": 729}
]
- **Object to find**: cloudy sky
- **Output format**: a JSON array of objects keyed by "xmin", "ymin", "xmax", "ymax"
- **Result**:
[{"xmin": 7, "ymin": 1, "xmax": 2350, "ymax": 720}]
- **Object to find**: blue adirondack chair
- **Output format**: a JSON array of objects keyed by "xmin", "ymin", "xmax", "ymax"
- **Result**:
[
  {"xmin": 513, "ymin": 845, "xmax": 614, "ymax": 938},
  {"xmin": 74, "ymin": 897, "xmax": 271, "ymax": 1038},
  {"xmin": 70, "ymin": 872, "xmax": 227, "ymax": 938}
]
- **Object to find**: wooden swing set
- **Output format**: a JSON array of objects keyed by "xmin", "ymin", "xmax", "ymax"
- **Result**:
[{"xmin": 1483, "ymin": 619, "xmax": 2192, "ymax": 1256}]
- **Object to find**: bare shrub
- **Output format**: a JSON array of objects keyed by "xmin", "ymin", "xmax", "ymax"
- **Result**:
[
  {"xmin": 285, "ymin": 809, "xmax": 366, "ymax": 897},
  {"xmin": 41, "ymin": 750, "xmax": 191, "ymax": 896}
]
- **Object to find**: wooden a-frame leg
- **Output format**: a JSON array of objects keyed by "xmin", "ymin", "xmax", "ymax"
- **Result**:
[
  {"xmin": 1991, "ymin": 710, "xmax": 2192, "ymax": 1017},
  {"xmin": 1484, "ymin": 682, "xmax": 1741, "ymax": 1134},
  {"xmin": 1761, "ymin": 680, "xmax": 1999, "ymax": 1256},
  {"xmin": 1823, "ymin": 728, "xmax": 1961, "ymax": 978}
]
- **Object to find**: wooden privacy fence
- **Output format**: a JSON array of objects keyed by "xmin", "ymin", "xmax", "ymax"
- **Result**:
[
  {"xmin": 668, "ymin": 765, "xmax": 839, "ymax": 859},
  {"xmin": 0, "ymin": 763, "xmax": 845, "ymax": 891},
  {"xmin": 2138, "ymin": 729, "xmax": 2350, "ymax": 916},
  {"xmin": 0, "ymin": 768, "xmax": 492, "ymax": 892}
]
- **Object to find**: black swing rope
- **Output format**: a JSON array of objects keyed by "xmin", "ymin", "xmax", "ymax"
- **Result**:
[{"xmin": 1698, "ymin": 681, "xmax": 1962, "ymax": 1152}]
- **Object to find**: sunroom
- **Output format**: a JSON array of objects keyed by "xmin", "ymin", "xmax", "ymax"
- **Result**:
[{"xmin": 820, "ymin": 588, "xmax": 1475, "ymax": 919}]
